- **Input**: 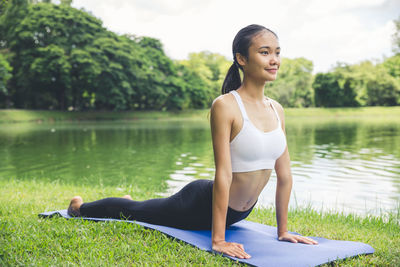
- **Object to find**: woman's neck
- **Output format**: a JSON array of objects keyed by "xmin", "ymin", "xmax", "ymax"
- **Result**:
[{"xmin": 238, "ymin": 77, "xmax": 266, "ymax": 102}]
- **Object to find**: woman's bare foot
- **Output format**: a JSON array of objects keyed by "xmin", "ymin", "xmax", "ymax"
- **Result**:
[
  {"xmin": 67, "ymin": 196, "xmax": 83, "ymax": 217},
  {"xmin": 122, "ymin": 195, "xmax": 133, "ymax": 200}
]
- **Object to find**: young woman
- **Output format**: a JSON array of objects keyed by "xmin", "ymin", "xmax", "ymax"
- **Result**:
[{"xmin": 67, "ymin": 24, "xmax": 318, "ymax": 259}]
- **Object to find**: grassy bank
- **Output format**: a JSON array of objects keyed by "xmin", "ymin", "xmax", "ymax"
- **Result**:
[
  {"xmin": 1, "ymin": 106, "xmax": 400, "ymax": 123},
  {"xmin": 0, "ymin": 179, "xmax": 399, "ymax": 266},
  {"xmin": 0, "ymin": 109, "xmax": 211, "ymax": 123}
]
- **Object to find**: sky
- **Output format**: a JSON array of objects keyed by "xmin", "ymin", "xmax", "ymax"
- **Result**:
[{"xmin": 71, "ymin": 0, "xmax": 399, "ymax": 73}]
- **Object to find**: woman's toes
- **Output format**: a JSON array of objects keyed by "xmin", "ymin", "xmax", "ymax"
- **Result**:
[
  {"xmin": 67, "ymin": 196, "xmax": 83, "ymax": 217},
  {"xmin": 122, "ymin": 195, "xmax": 133, "ymax": 200},
  {"xmin": 72, "ymin": 196, "xmax": 83, "ymax": 203}
]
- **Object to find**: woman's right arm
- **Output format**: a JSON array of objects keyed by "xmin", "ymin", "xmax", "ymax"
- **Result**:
[{"xmin": 210, "ymin": 97, "xmax": 251, "ymax": 259}]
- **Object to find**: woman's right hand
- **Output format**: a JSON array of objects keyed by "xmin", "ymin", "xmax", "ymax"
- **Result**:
[{"xmin": 212, "ymin": 240, "xmax": 251, "ymax": 259}]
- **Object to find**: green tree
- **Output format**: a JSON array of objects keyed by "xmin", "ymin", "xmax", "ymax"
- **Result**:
[
  {"xmin": 0, "ymin": 0, "xmax": 9, "ymax": 14},
  {"xmin": 365, "ymin": 68, "xmax": 400, "ymax": 106},
  {"xmin": 313, "ymin": 63, "xmax": 359, "ymax": 108},
  {"xmin": 133, "ymin": 36, "xmax": 179, "ymax": 110},
  {"xmin": 0, "ymin": 53, "xmax": 12, "ymax": 107},
  {"xmin": 175, "ymin": 63, "xmax": 210, "ymax": 109},
  {"xmin": 179, "ymin": 51, "xmax": 231, "ymax": 106},
  {"xmin": 1, "ymin": 1, "xmax": 144, "ymax": 110},
  {"xmin": 60, "ymin": 0, "xmax": 72, "ymax": 5},
  {"xmin": 315, "ymin": 60, "xmax": 400, "ymax": 107},
  {"xmin": 29, "ymin": 44, "xmax": 71, "ymax": 109},
  {"xmin": 68, "ymin": 48, "xmax": 101, "ymax": 109},
  {"xmin": 313, "ymin": 72, "xmax": 342, "ymax": 107},
  {"xmin": 87, "ymin": 35, "xmax": 139, "ymax": 110},
  {"xmin": 266, "ymin": 57, "xmax": 314, "ymax": 107},
  {"xmin": 382, "ymin": 54, "xmax": 400, "ymax": 79},
  {"xmin": 1, "ymin": 0, "xmax": 206, "ymax": 111},
  {"xmin": 381, "ymin": 54, "xmax": 400, "ymax": 105},
  {"xmin": 0, "ymin": 0, "xmax": 29, "ymax": 107},
  {"xmin": 330, "ymin": 63, "xmax": 360, "ymax": 107},
  {"xmin": 346, "ymin": 60, "xmax": 399, "ymax": 106}
]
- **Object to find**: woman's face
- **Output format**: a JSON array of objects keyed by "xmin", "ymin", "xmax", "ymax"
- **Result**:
[{"xmin": 238, "ymin": 30, "xmax": 281, "ymax": 82}]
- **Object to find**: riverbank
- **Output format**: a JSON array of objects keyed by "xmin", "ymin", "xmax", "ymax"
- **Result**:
[
  {"xmin": 0, "ymin": 179, "xmax": 398, "ymax": 266},
  {"xmin": 1, "ymin": 106, "xmax": 400, "ymax": 123},
  {"xmin": 0, "ymin": 109, "xmax": 210, "ymax": 123}
]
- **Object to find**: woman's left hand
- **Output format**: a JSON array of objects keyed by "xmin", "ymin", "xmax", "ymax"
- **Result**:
[{"xmin": 278, "ymin": 232, "xmax": 318, "ymax": 245}]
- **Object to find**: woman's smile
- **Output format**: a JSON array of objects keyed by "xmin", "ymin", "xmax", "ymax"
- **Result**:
[{"xmin": 265, "ymin": 68, "xmax": 277, "ymax": 74}]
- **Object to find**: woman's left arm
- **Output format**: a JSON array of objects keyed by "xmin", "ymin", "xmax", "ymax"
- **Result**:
[{"xmin": 274, "ymin": 102, "xmax": 318, "ymax": 245}]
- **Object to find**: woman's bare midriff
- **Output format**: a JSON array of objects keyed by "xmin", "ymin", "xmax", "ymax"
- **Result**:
[{"xmin": 228, "ymin": 169, "xmax": 272, "ymax": 211}]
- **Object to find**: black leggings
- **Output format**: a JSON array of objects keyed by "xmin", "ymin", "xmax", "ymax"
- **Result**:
[{"xmin": 79, "ymin": 179, "xmax": 255, "ymax": 230}]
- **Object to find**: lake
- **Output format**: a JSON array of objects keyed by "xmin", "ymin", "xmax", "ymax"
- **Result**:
[{"xmin": 1, "ymin": 116, "xmax": 399, "ymax": 217}]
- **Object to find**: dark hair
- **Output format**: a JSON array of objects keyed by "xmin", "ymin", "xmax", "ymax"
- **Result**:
[{"xmin": 221, "ymin": 24, "xmax": 278, "ymax": 94}]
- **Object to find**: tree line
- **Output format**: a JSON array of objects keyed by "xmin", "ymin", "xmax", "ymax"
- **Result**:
[{"xmin": 0, "ymin": 0, "xmax": 399, "ymax": 110}]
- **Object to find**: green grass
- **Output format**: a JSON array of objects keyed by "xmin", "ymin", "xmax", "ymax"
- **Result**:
[
  {"xmin": 284, "ymin": 106, "xmax": 400, "ymax": 118},
  {"xmin": 1, "ymin": 107, "xmax": 399, "ymax": 265},
  {"xmin": 0, "ymin": 109, "xmax": 212, "ymax": 123},
  {"xmin": 1, "ymin": 106, "xmax": 400, "ymax": 123},
  {"xmin": 0, "ymin": 179, "xmax": 399, "ymax": 266}
]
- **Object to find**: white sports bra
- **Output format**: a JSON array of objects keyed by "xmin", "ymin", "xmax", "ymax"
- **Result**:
[{"xmin": 229, "ymin": 90, "xmax": 287, "ymax": 172}]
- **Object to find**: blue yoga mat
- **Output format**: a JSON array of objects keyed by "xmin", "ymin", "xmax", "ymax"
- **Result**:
[{"xmin": 39, "ymin": 210, "xmax": 374, "ymax": 267}]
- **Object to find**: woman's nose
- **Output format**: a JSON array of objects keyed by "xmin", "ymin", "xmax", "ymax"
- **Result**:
[{"xmin": 270, "ymin": 55, "xmax": 279, "ymax": 65}]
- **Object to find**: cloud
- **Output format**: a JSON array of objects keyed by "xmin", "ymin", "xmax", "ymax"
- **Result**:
[
  {"xmin": 303, "ymin": 0, "xmax": 386, "ymax": 16},
  {"xmin": 133, "ymin": 0, "xmax": 213, "ymax": 16}
]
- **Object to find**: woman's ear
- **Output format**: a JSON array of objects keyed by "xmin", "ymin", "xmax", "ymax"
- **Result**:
[{"xmin": 235, "ymin": 53, "xmax": 247, "ymax": 68}]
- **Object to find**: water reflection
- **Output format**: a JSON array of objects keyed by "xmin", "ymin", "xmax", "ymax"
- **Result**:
[
  {"xmin": 0, "ymin": 117, "xmax": 399, "ymax": 217},
  {"xmin": 259, "ymin": 119, "xmax": 400, "ymax": 216},
  {"xmin": 158, "ymin": 152, "xmax": 214, "ymax": 197},
  {"xmin": 0, "ymin": 121, "xmax": 213, "ymax": 193}
]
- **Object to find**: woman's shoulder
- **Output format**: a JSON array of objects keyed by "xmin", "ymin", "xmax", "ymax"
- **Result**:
[
  {"xmin": 210, "ymin": 93, "xmax": 236, "ymax": 120},
  {"xmin": 211, "ymin": 92, "xmax": 235, "ymax": 110},
  {"xmin": 267, "ymin": 97, "xmax": 284, "ymax": 112}
]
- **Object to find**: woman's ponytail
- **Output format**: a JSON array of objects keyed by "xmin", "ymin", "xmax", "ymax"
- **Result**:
[{"xmin": 221, "ymin": 61, "xmax": 242, "ymax": 94}]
